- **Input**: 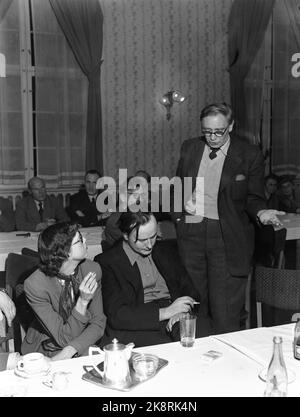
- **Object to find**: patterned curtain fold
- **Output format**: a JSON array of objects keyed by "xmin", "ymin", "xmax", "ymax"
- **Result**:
[
  {"xmin": 49, "ymin": 0, "xmax": 104, "ymax": 173},
  {"xmin": 0, "ymin": 0, "xmax": 12, "ymax": 21},
  {"xmin": 228, "ymin": 0, "xmax": 275, "ymax": 142},
  {"xmin": 284, "ymin": 0, "xmax": 300, "ymax": 50}
]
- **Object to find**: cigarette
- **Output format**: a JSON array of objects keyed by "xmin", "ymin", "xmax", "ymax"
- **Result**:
[{"xmin": 193, "ymin": 301, "xmax": 200, "ymax": 305}]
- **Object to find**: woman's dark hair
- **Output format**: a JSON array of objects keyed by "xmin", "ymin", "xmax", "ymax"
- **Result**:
[
  {"xmin": 200, "ymin": 102, "xmax": 234, "ymax": 124},
  {"xmin": 118, "ymin": 211, "xmax": 154, "ymax": 242},
  {"xmin": 38, "ymin": 222, "xmax": 79, "ymax": 277}
]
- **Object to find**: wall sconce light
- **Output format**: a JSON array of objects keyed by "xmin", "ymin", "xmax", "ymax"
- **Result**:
[{"xmin": 160, "ymin": 90, "xmax": 187, "ymax": 120}]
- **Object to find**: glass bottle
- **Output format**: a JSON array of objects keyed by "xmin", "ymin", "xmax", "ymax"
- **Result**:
[
  {"xmin": 264, "ymin": 336, "xmax": 288, "ymax": 397},
  {"xmin": 294, "ymin": 318, "xmax": 300, "ymax": 360}
]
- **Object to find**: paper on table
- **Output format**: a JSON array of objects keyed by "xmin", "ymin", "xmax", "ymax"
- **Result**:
[{"xmin": 210, "ymin": 324, "xmax": 294, "ymax": 368}]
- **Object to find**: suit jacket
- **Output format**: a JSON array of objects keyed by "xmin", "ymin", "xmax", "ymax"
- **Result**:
[
  {"xmin": 95, "ymin": 240, "xmax": 211, "ymax": 347},
  {"xmin": 175, "ymin": 135, "xmax": 267, "ymax": 276},
  {"xmin": 68, "ymin": 189, "xmax": 107, "ymax": 227},
  {"xmin": 0, "ymin": 197, "xmax": 15, "ymax": 232},
  {"xmin": 15, "ymin": 195, "xmax": 69, "ymax": 231},
  {"xmin": 21, "ymin": 259, "xmax": 106, "ymax": 357}
]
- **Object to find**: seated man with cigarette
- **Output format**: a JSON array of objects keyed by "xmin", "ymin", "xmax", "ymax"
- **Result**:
[{"xmin": 94, "ymin": 211, "xmax": 213, "ymax": 347}]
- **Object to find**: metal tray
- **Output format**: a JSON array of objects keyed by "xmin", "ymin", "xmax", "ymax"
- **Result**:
[{"xmin": 82, "ymin": 356, "xmax": 168, "ymax": 392}]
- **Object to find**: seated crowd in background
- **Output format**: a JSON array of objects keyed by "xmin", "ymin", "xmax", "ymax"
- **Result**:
[
  {"xmin": 0, "ymin": 168, "xmax": 172, "ymax": 233},
  {"xmin": 263, "ymin": 173, "xmax": 300, "ymax": 213}
]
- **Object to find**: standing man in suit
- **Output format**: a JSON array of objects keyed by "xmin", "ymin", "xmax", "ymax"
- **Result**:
[
  {"xmin": 67, "ymin": 170, "xmax": 109, "ymax": 227},
  {"xmin": 15, "ymin": 176, "xmax": 69, "ymax": 232},
  {"xmin": 174, "ymin": 102, "xmax": 284, "ymax": 334},
  {"xmin": 94, "ymin": 211, "xmax": 213, "ymax": 347}
]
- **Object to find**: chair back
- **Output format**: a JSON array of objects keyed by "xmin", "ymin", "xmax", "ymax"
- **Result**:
[
  {"xmin": 245, "ymin": 226, "xmax": 287, "ymax": 329},
  {"xmin": 21, "ymin": 247, "xmax": 40, "ymax": 260},
  {"xmin": 254, "ymin": 225, "xmax": 287, "ymax": 268},
  {"xmin": 3, "ymin": 253, "xmax": 40, "ymax": 352},
  {"xmin": 255, "ymin": 265, "xmax": 300, "ymax": 327}
]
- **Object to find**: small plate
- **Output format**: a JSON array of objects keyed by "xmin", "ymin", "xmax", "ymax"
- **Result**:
[
  {"xmin": 15, "ymin": 365, "xmax": 51, "ymax": 379},
  {"xmin": 259, "ymin": 368, "xmax": 296, "ymax": 384}
]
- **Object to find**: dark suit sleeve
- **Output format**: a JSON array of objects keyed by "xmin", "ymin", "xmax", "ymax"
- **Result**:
[
  {"xmin": 100, "ymin": 257, "xmax": 161, "ymax": 331},
  {"xmin": 52, "ymin": 197, "xmax": 70, "ymax": 222},
  {"xmin": 154, "ymin": 240, "xmax": 200, "ymax": 302},
  {"xmin": 15, "ymin": 198, "xmax": 36, "ymax": 231},
  {"xmin": 245, "ymin": 146, "xmax": 267, "ymax": 220},
  {"xmin": 0, "ymin": 199, "xmax": 15, "ymax": 232}
]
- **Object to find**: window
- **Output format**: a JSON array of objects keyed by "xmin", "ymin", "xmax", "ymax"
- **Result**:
[{"xmin": 0, "ymin": 0, "xmax": 87, "ymax": 191}]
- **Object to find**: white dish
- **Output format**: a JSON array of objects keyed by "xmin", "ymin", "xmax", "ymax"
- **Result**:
[
  {"xmin": 259, "ymin": 368, "xmax": 296, "ymax": 384},
  {"xmin": 15, "ymin": 364, "xmax": 51, "ymax": 379}
]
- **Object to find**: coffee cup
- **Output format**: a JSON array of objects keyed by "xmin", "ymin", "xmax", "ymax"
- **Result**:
[
  {"xmin": 43, "ymin": 372, "xmax": 69, "ymax": 391},
  {"xmin": 17, "ymin": 352, "xmax": 48, "ymax": 375}
]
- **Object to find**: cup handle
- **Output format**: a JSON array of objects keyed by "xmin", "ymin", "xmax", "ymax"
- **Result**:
[
  {"xmin": 17, "ymin": 360, "xmax": 24, "ymax": 371},
  {"xmin": 43, "ymin": 380, "xmax": 53, "ymax": 389},
  {"xmin": 88, "ymin": 346, "xmax": 104, "ymax": 378}
]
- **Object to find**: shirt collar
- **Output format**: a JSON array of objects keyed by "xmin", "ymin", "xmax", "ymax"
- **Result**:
[
  {"xmin": 122, "ymin": 241, "xmax": 151, "ymax": 265},
  {"xmin": 205, "ymin": 136, "xmax": 231, "ymax": 156}
]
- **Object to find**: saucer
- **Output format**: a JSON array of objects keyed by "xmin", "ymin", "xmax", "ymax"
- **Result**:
[
  {"xmin": 259, "ymin": 368, "xmax": 296, "ymax": 384},
  {"xmin": 15, "ymin": 364, "xmax": 51, "ymax": 379}
]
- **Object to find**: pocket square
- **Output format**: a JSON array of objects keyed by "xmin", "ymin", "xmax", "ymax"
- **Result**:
[{"xmin": 235, "ymin": 174, "xmax": 246, "ymax": 181}]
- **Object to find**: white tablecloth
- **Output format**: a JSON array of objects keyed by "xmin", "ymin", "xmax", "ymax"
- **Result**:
[{"xmin": 0, "ymin": 323, "xmax": 299, "ymax": 397}]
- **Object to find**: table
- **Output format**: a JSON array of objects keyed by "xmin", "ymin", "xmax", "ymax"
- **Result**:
[
  {"xmin": 0, "ymin": 323, "xmax": 299, "ymax": 397},
  {"xmin": 0, "ymin": 227, "xmax": 104, "ymax": 271}
]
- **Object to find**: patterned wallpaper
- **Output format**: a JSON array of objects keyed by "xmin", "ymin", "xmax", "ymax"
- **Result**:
[{"xmin": 100, "ymin": 0, "xmax": 232, "ymax": 179}]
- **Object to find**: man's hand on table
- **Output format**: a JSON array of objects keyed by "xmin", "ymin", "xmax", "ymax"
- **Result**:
[{"xmin": 257, "ymin": 209, "xmax": 285, "ymax": 228}]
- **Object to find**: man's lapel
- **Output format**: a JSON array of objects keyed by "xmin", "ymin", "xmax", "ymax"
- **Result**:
[
  {"xmin": 119, "ymin": 245, "xmax": 144, "ymax": 292},
  {"xmin": 219, "ymin": 139, "xmax": 243, "ymax": 194}
]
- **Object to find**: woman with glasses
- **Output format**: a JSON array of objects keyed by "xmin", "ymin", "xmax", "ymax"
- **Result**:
[{"xmin": 21, "ymin": 222, "xmax": 106, "ymax": 359}]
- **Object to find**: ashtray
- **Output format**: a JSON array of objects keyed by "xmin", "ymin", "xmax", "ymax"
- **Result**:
[
  {"xmin": 82, "ymin": 353, "xmax": 168, "ymax": 392},
  {"xmin": 131, "ymin": 353, "xmax": 159, "ymax": 381}
]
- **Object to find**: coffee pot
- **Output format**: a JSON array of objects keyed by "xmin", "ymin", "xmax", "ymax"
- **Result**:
[{"xmin": 89, "ymin": 339, "xmax": 135, "ymax": 388}]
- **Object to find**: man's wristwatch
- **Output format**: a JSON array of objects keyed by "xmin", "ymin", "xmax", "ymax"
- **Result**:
[{"xmin": 0, "ymin": 288, "xmax": 8, "ymax": 295}]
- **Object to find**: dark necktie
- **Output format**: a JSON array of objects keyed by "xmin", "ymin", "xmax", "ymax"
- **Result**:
[
  {"xmin": 57, "ymin": 270, "xmax": 80, "ymax": 323},
  {"xmin": 209, "ymin": 147, "xmax": 220, "ymax": 160},
  {"xmin": 38, "ymin": 202, "xmax": 43, "ymax": 221}
]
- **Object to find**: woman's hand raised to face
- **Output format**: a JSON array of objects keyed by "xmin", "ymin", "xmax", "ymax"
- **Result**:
[{"xmin": 79, "ymin": 272, "xmax": 98, "ymax": 303}]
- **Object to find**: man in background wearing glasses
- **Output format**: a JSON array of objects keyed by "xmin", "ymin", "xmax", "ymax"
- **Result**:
[{"xmin": 173, "ymin": 102, "xmax": 284, "ymax": 334}]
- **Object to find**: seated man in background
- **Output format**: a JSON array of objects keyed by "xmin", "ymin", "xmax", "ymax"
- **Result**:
[
  {"xmin": 95, "ymin": 211, "xmax": 213, "ymax": 347},
  {"xmin": 264, "ymin": 174, "xmax": 279, "ymax": 210},
  {"xmin": 0, "ymin": 289, "xmax": 21, "ymax": 371},
  {"xmin": 15, "ymin": 176, "xmax": 69, "ymax": 232},
  {"xmin": 0, "ymin": 197, "xmax": 15, "ymax": 232},
  {"xmin": 67, "ymin": 169, "xmax": 109, "ymax": 227},
  {"xmin": 103, "ymin": 172, "xmax": 172, "ymax": 249},
  {"xmin": 278, "ymin": 176, "xmax": 300, "ymax": 213}
]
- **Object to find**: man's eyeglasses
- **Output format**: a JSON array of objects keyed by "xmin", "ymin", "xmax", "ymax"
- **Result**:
[
  {"xmin": 202, "ymin": 126, "xmax": 229, "ymax": 138},
  {"xmin": 72, "ymin": 232, "xmax": 84, "ymax": 246}
]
